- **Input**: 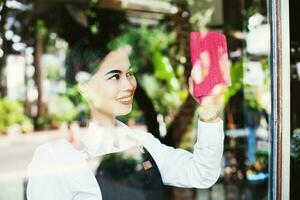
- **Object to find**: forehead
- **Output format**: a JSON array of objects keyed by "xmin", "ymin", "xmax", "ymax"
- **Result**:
[{"xmin": 98, "ymin": 49, "xmax": 130, "ymax": 73}]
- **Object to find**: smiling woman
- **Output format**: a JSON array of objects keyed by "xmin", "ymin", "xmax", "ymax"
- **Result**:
[
  {"xmin": 26, "ymin": 41, "xmax": 225, "ymax": 200},
  {"xmin": 78, "ymin": 48, "xmax": 137, "ymax": 126}
]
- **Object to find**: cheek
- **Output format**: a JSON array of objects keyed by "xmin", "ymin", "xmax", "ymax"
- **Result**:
[
  {"xmin": 93, "ymin": 82, "xmax": 120, "ymax": 109},
  {"xmin": 98, "ymin": 80, "xmax": 119, "ymax": 97}
]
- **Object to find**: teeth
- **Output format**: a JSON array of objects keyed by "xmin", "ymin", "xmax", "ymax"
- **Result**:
[{"xmin": 118, "ymin": 97, "xmax": 132, "ymax": 102}]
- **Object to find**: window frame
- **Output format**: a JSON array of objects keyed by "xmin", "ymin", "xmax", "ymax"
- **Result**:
[{"xmin": 269, "ymin": 0, "xmax": 290, "ymax": 199}]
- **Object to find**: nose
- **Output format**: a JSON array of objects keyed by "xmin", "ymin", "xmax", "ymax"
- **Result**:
[{"xmin": 120, "ymin": 76, "xmax": 135, "ymax": 91}]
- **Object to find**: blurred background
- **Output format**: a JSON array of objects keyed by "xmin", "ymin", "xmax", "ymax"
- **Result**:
[{"xmin": 0, "ymin": 0, "xmax": 298, "ymax": 200}]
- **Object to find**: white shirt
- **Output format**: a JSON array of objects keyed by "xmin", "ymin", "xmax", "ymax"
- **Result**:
[{"xmin": 26, "ymin": 119, "xmax": 224, "ymax": 200}]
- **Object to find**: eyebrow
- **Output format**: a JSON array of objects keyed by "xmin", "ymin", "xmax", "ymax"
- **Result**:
[
  {"xmin": 104, "ymin": 68, "xmax": 132, "ymax": 76},
  {"xmin": 105, "ymin": 70, "xmax": 122, "ymax": 76}
]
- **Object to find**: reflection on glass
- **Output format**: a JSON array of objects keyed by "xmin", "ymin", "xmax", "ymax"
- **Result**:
[
  {"xmin": 211, "ymin": 1, "xmax": 271, "ymax": 199},
  {"xmin": 0, "ymin": 0, "xmax": 273, "ymax": 200}
]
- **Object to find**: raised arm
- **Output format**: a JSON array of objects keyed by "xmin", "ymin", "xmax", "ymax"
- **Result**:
[
  {"xmin": 140, "ymin": 68, "xmax": 225, "ymax": 188},
  {"xmin": 142, "ymin": 118, "xmax": 224, "ymax": 188}
]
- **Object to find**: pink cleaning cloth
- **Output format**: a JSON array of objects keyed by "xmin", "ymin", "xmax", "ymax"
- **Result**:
[{"xmin": 190, "ymin": 32, "xmax": 231, "ymax": 99}]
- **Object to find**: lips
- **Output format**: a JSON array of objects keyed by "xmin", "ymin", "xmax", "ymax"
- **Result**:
[{"xmin": 117, "ymin": 95, "xmax": 133, "ymax": 105}]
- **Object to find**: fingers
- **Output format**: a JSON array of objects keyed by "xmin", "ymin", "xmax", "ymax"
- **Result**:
[
  {"xmin": 188, "ymin": 76, "xmax": 194, "ymax": 96},
  {"xmin": 200, "ymin": 92, "xmax": 225, "ymax": 107},
  {"xmin": 192, "ymin": 61, "xmax": 203, "ymax": 84},
  {"xmin": 189, "ymin": 62, "xmax": 226, "ymax": 105},
  {"xmin": 212, "ymin": 84, "xmax": 223, "ymax": 94},
  {"xmin": 189, "ymin": 65, "xmax": 202, "ymax": 95},
  {"xmin": 198, "ymin": 103, "xmax": 219, "ymax": 122}
]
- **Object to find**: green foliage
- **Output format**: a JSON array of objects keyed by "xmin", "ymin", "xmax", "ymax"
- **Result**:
[
  {"xmin": 224, "ymin": 59, "xmax": 244, "ymax": 105},
  {"xmin": 108, "ymin": 26, "xmax": 175, "ymax": 73},
  {"xmin": 36, "ymin": 19, "xmax": 48, "ymax": 38},
  {"xmin": 187, "ymin": 0, "xmax": 216, "ymax": 30},
  {"xmin": 61, "ymin": 85, "xmax": 90, "ymax": 122},
  {"xmin": 45, "ymin": 66, "xmax": 61, "ymax": 80},
  {"xmin": 152, "ymin": 51, "xmax": 180, "ymax": 90},
  {"xmin": 224, "ymin": 58, "xmax": 270, "ymax": 113},
  {"xmin": 0, "ymin": 98, "xmax": 32, "ymax": 134},
  {"xmin": 36, "ymin": 115, "xmax": 52, "ymax": 130},
  {"xmin": 47, "ymin": 96, "xmax": 77, "ymax": 123},
  {"xmin": 39, "ymin": 85, "xmax": 90, "ymax": 129}
]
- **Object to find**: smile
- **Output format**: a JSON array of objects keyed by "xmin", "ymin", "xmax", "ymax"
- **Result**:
[{"xmin": 117, "ymin": 96, "xmax": 133, "ymax": 105}]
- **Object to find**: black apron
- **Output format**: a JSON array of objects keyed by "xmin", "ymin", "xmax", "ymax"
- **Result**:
[{"xmin": 95, "ymin": 146, "xmax": 165, "ymax": 200}]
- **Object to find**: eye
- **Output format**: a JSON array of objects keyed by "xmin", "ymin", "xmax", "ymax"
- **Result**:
[
  {"xmin": 109, "ymin": 74, "xmax": 120, "ymax": 80},
  {"xmin": 126, "ymin": 71, "xmax": 134, "ymax": 77}
]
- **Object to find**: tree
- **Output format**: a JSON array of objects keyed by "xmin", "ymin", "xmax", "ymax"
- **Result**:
[{"xmin": 0, "ymin": 1, "xmax": 13, "ymax": 97}]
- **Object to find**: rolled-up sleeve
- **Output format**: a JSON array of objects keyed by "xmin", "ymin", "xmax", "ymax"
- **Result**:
[{"xmin": 142, "ymin": 119, "xmax": 224, "ymax": 188}]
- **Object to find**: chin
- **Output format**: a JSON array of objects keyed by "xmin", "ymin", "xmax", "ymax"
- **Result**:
[{"xmin": 115, "ymin": 105, "xmax": 132, "ymax": 116}]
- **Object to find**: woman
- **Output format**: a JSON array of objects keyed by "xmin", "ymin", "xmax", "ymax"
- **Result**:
[{"xmin": 26, "ymin": 46, "xmax": 225, "ymax": 200}]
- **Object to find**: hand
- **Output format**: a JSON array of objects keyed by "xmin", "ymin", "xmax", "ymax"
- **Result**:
[{"xmin": 188, "ymin": 69, "xmax": 225, "ymax": 123}]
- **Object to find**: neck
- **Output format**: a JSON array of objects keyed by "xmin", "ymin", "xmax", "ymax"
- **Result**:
[{"xmin": 90, "ymin": 108, "xmax": 116, "ymax": 128}]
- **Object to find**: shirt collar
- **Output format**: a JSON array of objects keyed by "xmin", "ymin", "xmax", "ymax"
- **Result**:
[{"xmin": 78, "ymin": 120, "xmax": 141, "ymax": 157}]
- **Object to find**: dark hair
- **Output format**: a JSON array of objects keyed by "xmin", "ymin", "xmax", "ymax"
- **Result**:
[{"xmin": 65, "ymin": 39, "xmax": 108, "ymax": 85}]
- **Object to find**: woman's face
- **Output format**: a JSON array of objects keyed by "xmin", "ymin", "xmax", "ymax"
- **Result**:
[{"xmin": 81, "ymin": 49, "xmax": 137, "ymax": 116}]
